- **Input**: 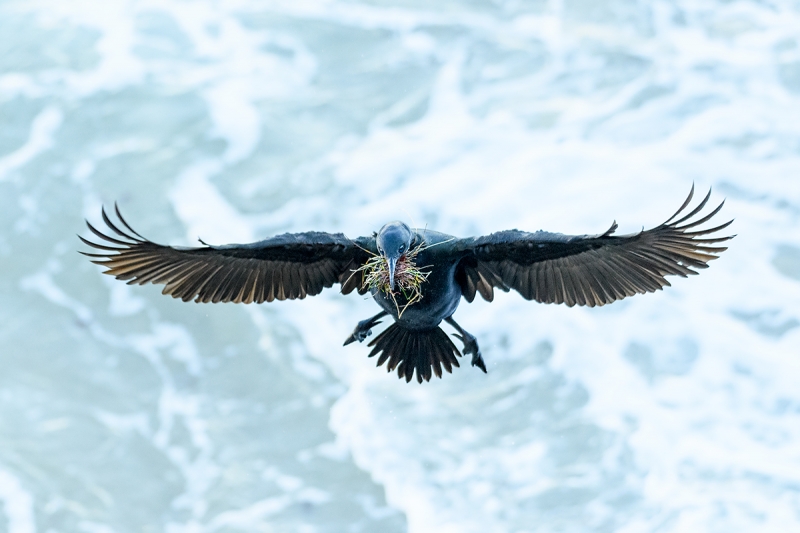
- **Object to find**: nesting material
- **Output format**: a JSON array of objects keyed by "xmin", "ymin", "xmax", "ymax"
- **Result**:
[{"xmin": 355, "ymin": 242, "xmax": 431, "ymax": 317}]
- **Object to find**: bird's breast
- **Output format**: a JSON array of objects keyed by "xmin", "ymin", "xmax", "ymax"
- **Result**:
[{"xmin": 372, "ymin": 257, "xmax": 461, "ymax": 330}]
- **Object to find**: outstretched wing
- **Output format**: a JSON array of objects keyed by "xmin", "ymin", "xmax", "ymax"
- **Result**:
[
  {"xmin": 454, "ymin": 186, "xmax": 734, "ymax": 307},
  {"xmin": 79, "ymin": 206, "xmax": 374, "ymax": 303}
]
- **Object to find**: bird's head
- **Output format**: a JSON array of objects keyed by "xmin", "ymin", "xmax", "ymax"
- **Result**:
[{"xmin": 376, "ymin": 221, "xmax": 413, "ymax": 291}]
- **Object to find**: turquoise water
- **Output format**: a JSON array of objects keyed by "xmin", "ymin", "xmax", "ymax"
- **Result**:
[{"xmin": 1, "ymin": 1, "xmax": 799, "ymax": 531}]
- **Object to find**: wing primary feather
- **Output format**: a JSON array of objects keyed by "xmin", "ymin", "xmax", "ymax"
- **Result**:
[
  {"xmin": 78, "ymin": 234, "xmax": 127, "ymax": 252},
  {"xmin": 630, "ymin": 250, "xmax": 692, "ymax": 277},
  {"xmin": 102, "ymin": 255, "xmax": 163, "ymax": 275},
  {"xmin": 85, "ymin": 220, "xmax": 136, "ymax": 246},
  {"xmin": 111, "ymin": 260, "xmax": 170, "ymax": 282},
  {"xmin": 670, "ymin": 187, "xmax": 712, "ymax": 227},
  {"xmin": 661, "ymin": 184, "xmax": 695, "ymax": 225},
  {"xmin": 682, "ymin": 219, "xmax": 734, "ymax": 236},
  {"xmin": 682, "ymin": 235, "xmax": 732, "ymax": 244},
  {"xmin": 114, "ymin": 203, "xmax": 149, "ymax": 241},
  {"xmin": 655, "ymin": 236, "xmax": 729, "ymax": 252},
  {"xmin": 101, "ymin": 207, "xmax": 144, "ymax": 243},
  {"xmin": 608, "ymin": 256, "xmax": 653, "ymax": 295},
  {"xmin": 652, "ymin": 243, "xmax": 713, "ymax": 268},
  {"xmin": 80, "ymin": 251, "xmax": 124, "ymax": 258},
  {"xmin": 674, "ymin": 200, "xmax": 726, "ymax": 230},
  {"xmin": 127, "ymin": 259, "xmax": 185, "ymax": 285}
]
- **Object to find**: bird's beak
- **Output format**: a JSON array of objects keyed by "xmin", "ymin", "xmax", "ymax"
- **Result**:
[{"xmin": 387, "ymin": 256, "xmax": 398, "ymax": 291}]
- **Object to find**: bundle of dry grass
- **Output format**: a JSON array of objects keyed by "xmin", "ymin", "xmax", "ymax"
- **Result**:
[{"xmin": 354, "ymin": 242, "xmax": 431, "ymax": 317}]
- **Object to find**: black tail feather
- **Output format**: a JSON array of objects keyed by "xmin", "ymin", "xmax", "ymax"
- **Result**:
[{"xmin": 367, "ymin": 323, "xmax": 462, "ymax": 383}]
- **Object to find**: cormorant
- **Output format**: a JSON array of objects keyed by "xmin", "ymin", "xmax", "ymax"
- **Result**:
[{"xmin": 80, "ymin": 186, "xmax": 733, "ymax": 383}]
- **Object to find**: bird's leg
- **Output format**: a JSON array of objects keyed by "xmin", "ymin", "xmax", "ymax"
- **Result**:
[
  {"xmin": 445, "ymin": 316, "xmax": 487, "ymax": 373},
  {"xmin": 343, "ymin": 311, "xmax": 388, "ymax": 346}
]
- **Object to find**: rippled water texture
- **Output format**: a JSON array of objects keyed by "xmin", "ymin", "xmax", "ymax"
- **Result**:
[{"xmin": 1, "ymin": 0, "xmax": 799, "ymax": 531}]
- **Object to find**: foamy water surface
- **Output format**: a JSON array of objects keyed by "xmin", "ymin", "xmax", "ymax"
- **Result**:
[{"xmin": 1, "ymin": 0, "xmax": 799, "ymax": 531}]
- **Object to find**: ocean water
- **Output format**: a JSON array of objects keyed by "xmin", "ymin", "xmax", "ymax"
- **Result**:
[{"xmin": 1, "ymin": 0, "xmax": 799, "ymax": 531}]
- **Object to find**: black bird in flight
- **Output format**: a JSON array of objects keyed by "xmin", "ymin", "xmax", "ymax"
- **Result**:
[{"xmin": 80, "ymin": 186, "xmax": 732, "ymax": 383}]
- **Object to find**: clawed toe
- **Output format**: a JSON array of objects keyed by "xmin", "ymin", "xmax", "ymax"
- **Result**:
[
  {"xmin": 471, "ymin": 352, "xmax": 487, "ymax": 373},
  {"xmin": 344, "ymin": 327, "xmax": 374, "ymax": 346},
  {"xmin": 344, "ymin": 314, "xmax": 386, "ymax": 346},
  {"xmin": 451, "ymin": 330, "xmax": 487, "ymax": 373},
  {"xmin": 463, "ymin": 341, "xmax": 487, "ymax": 373}
]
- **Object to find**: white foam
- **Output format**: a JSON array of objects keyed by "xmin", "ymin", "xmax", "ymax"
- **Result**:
[
  {"xmin": 169, "ymin": 162, "xmax": 256, "ymax": 244},
  {"xmin": 0, "ymin": 469, "xmax": 35, "ymax": 533},
  {"xmin": 0, "ymin": 107, "xmax": 62, "ymax": 181},
  {"xmin": 6, "ymin": 0, "xmax": 800, "ymax": 531}
]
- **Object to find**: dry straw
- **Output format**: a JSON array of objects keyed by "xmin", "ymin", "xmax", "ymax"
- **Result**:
[{"xmin": 354, "ymin": 241, "xmax": 431, "ymax": 318}]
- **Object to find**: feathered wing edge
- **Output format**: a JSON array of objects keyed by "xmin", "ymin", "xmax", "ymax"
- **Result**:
[
  {"xmin": 79, "ymin": 204, "xmax": 371, "ymax": 303},
  {"xmin": 458, "ymin": 185, "xmax": 734, "ymax": 306},
  {"xmin": 366, "ymin": 323, "xmax": 462, "ymax": 383}
]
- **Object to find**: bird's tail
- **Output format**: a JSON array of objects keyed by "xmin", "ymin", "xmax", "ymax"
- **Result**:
[{"xmin": 367, "ymin": 323, "xmax": 462, "ymax": 383}]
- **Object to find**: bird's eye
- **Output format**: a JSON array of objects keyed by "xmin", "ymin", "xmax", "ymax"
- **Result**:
[{"xmin": 399, "ymin": 246, "xmax": 405, "ymax": 253}]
